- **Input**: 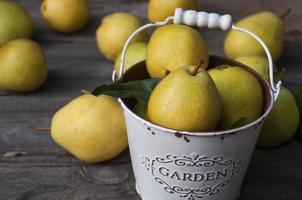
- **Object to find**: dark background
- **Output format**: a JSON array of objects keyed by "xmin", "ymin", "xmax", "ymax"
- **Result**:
[{"xmin": 0, "ymin": 0, "xmax": 302, "ymax": 199}]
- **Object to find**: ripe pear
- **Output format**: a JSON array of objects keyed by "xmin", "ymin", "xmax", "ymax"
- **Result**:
[
  {"xmin": 146, "ymin": 24, "xmax": 209, "ymax": 78},
  {"xmin": 224, "ymin": 12, "xmax": 284, "ymax": 61},
  {"xmin": 51, "ymin": 94, "xmax": 128, "ymax": 163},
  {"xmin": 96, "ymin": 12, "xmax": 147, "ymax": 61},
  {"xmin": 208, "ymin": 65, "xmax": 263, "ymax": 130},
  {"xmin": 148, "ymin": 0, "xmax": 198, "ymax": 22},
  {"xmin": 0, "ymin": 39, "xmax": 47, "ymax": 92},
  {"xmin": 41, "ymin": 0, "xmax": 90, "ymax": 32},
  {"xmin": 257, "ymin": 87, "xmax": 300, "ymax": 148},
  {"xmin": 0, "ymin": 1, "xmax": 33, "ymax": 46},
  {"xmin": 235, "ymin": 55, "xmax": 269, "ymax": 80},
  {"xmin": 148, "ymin": 65, "xmax": 221, "ymax": 132},
  {"xmin": 133, "ymin": 102, "xmax": 148, "ymax": 120},
  {"xmin": 114, "ymin": 42, "xmax": 147, "ymax": 76}
]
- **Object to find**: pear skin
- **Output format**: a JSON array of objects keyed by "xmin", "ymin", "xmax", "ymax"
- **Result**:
[
  {"xmin": 0, "ymin": 1, "xmax": 33, "ymax": 46},
  {"xmin": 148, "ymin": 65, "xmax": 221, "ymax": 132},
  {"xmin": 148, "ymin": 0, "xmax": 198, "ymax": 22},
  {"xmin": 41, "ymin": 0, "xmax": 90, "ymax": 32},
  {"xmin": 96, "ymin": 12, "xmax": 148, "ymax": 61},
  {"xmin": 257, "ymin": 87, "xmax": 300, "ymax": 148},
  {"xmin": 51, "ymin": 94, "xmax": 128, "ymax": 163},
  {"xmin": 224, "ymin": 12, "xmax": 284, "ymax": 61},
  {"xmin": 208, "ymin": 65, "xmax": 263, "ymax": 130},
  {"xmin": 114, "ymin": 42, "xmax": 147, "ymax": 76},
  {"xmin": 146, "ymin": 24, "xmax": 209, "ymax": 78},
  {"xmin": 235, "ymin": 55, "xmax": 269, "ymax": 80},
  {"xmin": 0, "ymin": 39, "xmax": 47, "ymax": 92}
]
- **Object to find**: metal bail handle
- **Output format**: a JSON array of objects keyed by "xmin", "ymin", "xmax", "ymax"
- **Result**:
[{"xmin": 114, "ymin": 8, "xmax": 281, "ymax": 100}]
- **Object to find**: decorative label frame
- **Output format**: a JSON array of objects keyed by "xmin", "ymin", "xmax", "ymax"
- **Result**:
[{"xmin": 142, "ymin": 153, "xmax": 243, "ymax": 200}]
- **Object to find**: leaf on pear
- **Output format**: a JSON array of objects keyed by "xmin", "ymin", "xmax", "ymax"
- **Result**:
[
  {"xmin": 91, "ymin": 78, "xmax": 161, "ymax": 105},
  {"xmin": 230, "ymin": 117, "xmax": 249, "ymax": 129}
]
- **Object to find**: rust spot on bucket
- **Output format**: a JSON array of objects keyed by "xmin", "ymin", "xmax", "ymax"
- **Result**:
[
  {"xmin": 184, "ymin": 136, "xmax": 190, "ymax": 143},
  {"xmin": 174, "ymin": 132, "xmax": 182, "ymax": 138}
]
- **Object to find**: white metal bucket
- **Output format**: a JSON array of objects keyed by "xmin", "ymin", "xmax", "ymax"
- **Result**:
[{"xmin": 113, "ymin": 9, "xmax": 281, "ymax": 200}]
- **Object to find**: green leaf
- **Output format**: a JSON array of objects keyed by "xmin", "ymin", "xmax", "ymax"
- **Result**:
[
  {"xmin": 230, "ymin": 117, "xmax": 249, "ymax": 129},
  {"xmin": 91, "ymin": 78, "xmax": 161, "ymax": 105}
]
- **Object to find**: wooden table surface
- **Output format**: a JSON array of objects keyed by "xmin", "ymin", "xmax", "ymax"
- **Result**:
[{"xmin": 1, "ymin": 0, "xmax": 302, "ymax": 199}]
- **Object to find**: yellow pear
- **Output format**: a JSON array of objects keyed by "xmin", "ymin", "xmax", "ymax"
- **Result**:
[
  {"xmin": 114, "ymin": 42, "xmax": 147, "ymax": 76},
  {"xmin": 0, "ymin": 39, "xmax": 47, "ymax": 92},
  {"xmin": 148, "ymin": 0, "xmax": 198, "ymax": 22},
  {"xmin": 146, "ymin": 24, "xmax": 209, "ymax": 78},
  {"xmin": 40, "ymin": 0, "xmax": 90, "ymax": 32},
  {"xmin": 208, "ymin": 65, "xmax": 263, "ymax": 130},
  {"xmin": 148, "ymin": 65, "xmax": 221, "ymax": 131},
  {"xmin": 96, "ymin": 12, "xmax": 147, "ymax": 61},
  {"xmin": 235, "ymin": 55, "xmax": 269, "ymax": 80},
  {"xmin": 257, "ymin": 87, "xmax": 300, "ymax": 148},
  {"xmin": 51, "ymin": 94, "xmax": 128, "ymax": 163},
  {"xmin": 224, "ymin": 12, "xmax": 284, "ymax": 61},
  {"xmin": 133, "ymin": 102, "xmax": 148, "ymax": 120},
  {"xmin": 0, "ymin": 1, "xmax": 33, "ymax": 46}
]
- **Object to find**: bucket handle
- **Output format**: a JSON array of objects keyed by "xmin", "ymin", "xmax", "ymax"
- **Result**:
[{"xmin": 113, "ymin": 8, "xmax": 281, "ymax": 101}]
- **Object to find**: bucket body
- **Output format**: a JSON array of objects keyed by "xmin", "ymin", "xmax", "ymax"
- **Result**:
[{"xmin": 119, "ymin": 55, "xmax": 273, "ymax": 200}]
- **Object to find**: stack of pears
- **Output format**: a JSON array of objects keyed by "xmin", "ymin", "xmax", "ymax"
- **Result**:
[
  {"xmin": 0, "ymin": 1, "xmax": 48, "ymax": 92},
  {"xmin": 224, "ymin": 11, "xmax": 300, "ymax": 147},
  {"xmin": 11, "ymin": 0, "xmax": 296, "ymax": 165},
  {"xmin": 144, "ymin": 62, "xmax": 263, "ymax": 132},
  {"xmin": 135, "ymin": 24, "xmax": 264, "ymax": 132}
]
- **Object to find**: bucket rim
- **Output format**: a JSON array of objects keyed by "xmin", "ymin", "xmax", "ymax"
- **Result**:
[{"xmin": 118, "ymin": 55, "xmax": 275, "ymax": 137}]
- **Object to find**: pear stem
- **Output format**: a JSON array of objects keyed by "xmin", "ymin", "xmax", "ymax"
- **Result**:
[
  {"xmin": 191, "ymin": 60, "xmax": 204, "ymax": 76},
  {"xmin": 164, "ymin": 69, "xmax": 171, "ymax": 77},
  {"xmin": 286, "ymin": 27, "xmax": 302, "ymax": 35},
  {"xmin": 275, "ymin": 67, "xmax": 286, "ymax": 82},
  {"xmin": 280, "ymin": 8, "xmax": 292, "ymax": 20},
  {"xmin": 36, "ymin": 127, "xmax": 51, "ymax": 132}
]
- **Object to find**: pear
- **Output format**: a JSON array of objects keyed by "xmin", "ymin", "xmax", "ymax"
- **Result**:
[
  {"xmin": 96, "ymin": 12, "xmax": 148, "ymax": 61},
  {"xmin": 148, "ymin": 0, "xmax": 198, "ymax": 22},
  {"xmin": 224, "ymin": 12, "xmax": 284, "ymax": 61},
  {"xmin": 41, "ymin": 0, "xmax": 90, "ymax": 32},
  {"xmin": 208, "ymin": 65, "xmax": 263, "ymax": 130},
  {"xmin": 133, "ymin": 102, "xmax": 148, "ymax": 120},
  {"xmin": 146, "ymin": 24, "xmax": 209, "ymax": 78},
  {"xmin": 0, "ymin": 39, "xmax": 47, "ymax": 92},
  {"xmin": 0, "ymin": 1, "xmax": 33, "ymax": 46},
  {"xmin": 257, "ymin": 87, "xmax": 300, "ymax": 148},
  {"xmin": 235, "ymin": 55, "xmax": 269, "ymax": 80},
  {"xmin": 147, "ymin": 64, "xmax": 221, "ymax": 131},
  {"xmin": 114, "ymin": 42, "xmax": 147, "ymax": 76},
  {"xmin": 51, "ymin": 94, "xmax": 128, "ymax": 163}
]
